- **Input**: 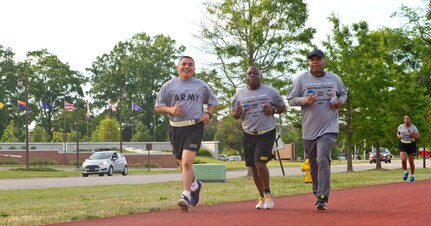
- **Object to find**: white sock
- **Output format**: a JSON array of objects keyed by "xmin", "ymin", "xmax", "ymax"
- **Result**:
[
  {"xmin": 182, "ymin": 191, "xmax": 191, "ymax": 199},
  {"xmin": 191, "ymin": 181, "xmax": 199, "ymax": 191}
]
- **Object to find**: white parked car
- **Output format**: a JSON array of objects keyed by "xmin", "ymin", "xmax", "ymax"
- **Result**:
[
  {"xmin": 82, "ymin": 151, "xmax": 128, "ymax": 177},
  {"xmin": 228, "ymin": 155, "xmax": 241, "ymax": 161}
]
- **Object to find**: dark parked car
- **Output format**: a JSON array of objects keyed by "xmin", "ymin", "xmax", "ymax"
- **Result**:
[
  {"xmin": 369, "ymin": 148, "xmax": 392, "ymax": 163},
  {"xmin": 82, "ymin": 151, "xmax": 128, "ymax": 177}
]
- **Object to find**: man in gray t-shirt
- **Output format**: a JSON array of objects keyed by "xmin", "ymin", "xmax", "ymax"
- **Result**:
[
  {"xmin": 287, "ymin": 49, "xmax": 347, "ymax": 211},
  {"xmin": 231, "ymin": 66, "xmax": 286, "ymax": 210},
  {"xmin": 155, "ymin": 56, "xmax": 218, "ymax": 211}
]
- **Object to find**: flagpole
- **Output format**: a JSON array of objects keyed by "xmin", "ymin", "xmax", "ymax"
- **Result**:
[
  {"xmin": 63, "ymin": 98, "xmax": 67, "ymax": 165},
  {"xmin": 110, "ymin": 102, "xmax": 112, "ymax": 142},
  {"xmin": 76, "ymin": 97, "xmax": 80, "ymax": 168},
  {"xmin": 86, "ymin": 101, "xmax": 89, "ymax": 141},
  {"xmin": 131, "ymin": 100, "xmax": 134, "ymax": 139}
]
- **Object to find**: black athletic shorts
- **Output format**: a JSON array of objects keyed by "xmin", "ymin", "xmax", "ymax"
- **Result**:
[
  {"xmin": 399, "ymin": 141, "xmax": 417, "ymax": 156},
  {"xmin": 169, "ymin": 122, "xmax": 204, "ymax": 160},
  {"xmin": 243, "ymin": 129, "xmax": 276, "ymax": 167}
]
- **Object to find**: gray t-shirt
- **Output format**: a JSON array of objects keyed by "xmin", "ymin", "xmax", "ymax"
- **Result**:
[
  {"xmin": 287, "ymin": 71, "xmax": 347, "ymax": 140},
  {"xmin": 155, "ymin": 77, "xmax": 218, "ymax": 121},
  {"xmin": 397, "ymin": 124, "xmax": 418, "ymax": 143},
  {"xmin": 231, "ymin": 84, "xmax": 285, "ymax": 133}
]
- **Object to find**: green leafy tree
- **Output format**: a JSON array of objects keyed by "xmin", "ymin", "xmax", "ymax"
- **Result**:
[
  {"xmin": 88, "ymin": 32, "xmax": 185, "ymax": 142},
  {"xmin": 324, "ymin": 14, "xmax": 431, "ymax": 170},
  {"xmin": 0, "ymin": 120, "xmax": 19, "ymax": 142},
  {"xmin": 215, "ymin": 116, "xmax": 243, "ymax": 154},
  {"xmin": 131, "ymin": 121, "xmax": 152, "ymax": 142},
  {"xmin": 30, "ymin": 124, "xmax": 49, "ymax": 142},
  {"xmin": 20, "ymin": 49, "xmax": 86, "ymax": 141},
  {"xmin": 198, "ymin": 0, "xmax": 315, "ymax": 107},
  {"xmin": 0, "ymin": 45, "xmax": 17, "ymax": 139},
  {"xmin": 92, "ymin": 116, "xmax": 120, "ymax": 142},
  {"xmin": 203, "ymin": 119, "xmax": 218, "ymax": 141}
]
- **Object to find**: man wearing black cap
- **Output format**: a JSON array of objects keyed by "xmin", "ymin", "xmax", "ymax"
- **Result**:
[{"xmin": 287, "ymin": 49, "xmax": 347, "ymax": 211}]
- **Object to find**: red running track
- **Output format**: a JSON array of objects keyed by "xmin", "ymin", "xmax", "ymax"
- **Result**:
[{"xmin": 52, "ymin": 180, "xmax": 430, "ymax": 226}]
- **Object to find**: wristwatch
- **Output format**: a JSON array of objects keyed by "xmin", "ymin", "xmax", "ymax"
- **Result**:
[{"xmin": 205, "ymin": 112, "xmax": 213, "ymax": 119}]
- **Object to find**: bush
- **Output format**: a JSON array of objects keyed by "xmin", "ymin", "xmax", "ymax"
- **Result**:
[
  {"xmin": 9, "ymin": 146, "xmax": 16, "ymax": 150},
  {"xmin": 193, "ymin": 159, "xmax": 207, "ymax": 164},
  {"xmin": 12, "ymin": 168, "xmax": 60, "ymax": 172},
  {"xmin": 30, "ymin": 146, "xmax": 36, "ymax": 150},
  {"xmin": 20, "ymin": 146, "xmax": 26, "ymax": 149},
  {"xmin": 0, "ymin": 159, "xmax": 21, "ymax": 165},
  {"xmin": 223, "ymin": 148, "xmax": 240, "ymax": 156},
  {"xmin": 30, "ymin": 158, "xmax": 57, "ymax": 167},
  {"xmin": 144, "ymin": 163, "xmax": 160, "ymax": 168},
  {"xmin": 197, "ymin": 149, "xmax": 212, "ymax": 157}
]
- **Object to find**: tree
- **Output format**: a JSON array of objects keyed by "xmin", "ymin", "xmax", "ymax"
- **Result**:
[
  {"xmin": 214, "ymin": 116, "xmax": 243, "ymax": 154},
  {"xmin": 0, "ymin": 45, "xmax": 17, "ymax": 139},
  {"xmin": 324, "ymin": 15, "xmax": 431, "ymax": 170},
  {"xmin": 131, "ymin": 122, "xmax": 152, "ymax": 142},
  {"xmin": 198, "ymin": 0, "xmax": 315, "ymax": 108},
  {"xmin": 22, "ymin": 49, "xmax": 87, "ymax": 141},
  {"xmin": 203, "ymin": 119, "xmax": 218, "ymax": 141},
  {"xmin": 30, "ymin": 124, "xmax": 49, "ymax": 142},
  {"xmin": 92, "ymin": 116, "xmax": 120, "ymax": 142},
  {"xmin": 0, "ymin": 120, "xmax": 19, "ymax": 142},
  {"xmin": 88, "ymin": 32, "xmax": 185, "ymax": 142}
]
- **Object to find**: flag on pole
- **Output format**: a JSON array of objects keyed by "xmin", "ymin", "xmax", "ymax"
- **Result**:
[
  {"xmin": 41, "ymin": 100, "xmax": 52, "ymax": 111},
  {"xmin": 108, "ymin": 99, "xmax": 117, "ymax": 112},
  {"xmin": 0, "ymin": 101, "xmax": 4, "ymax": 109},
  {"xmin": 64, "ymin": 101, "xmax": 74, "ymax": 111},
  {"xmin": 86, "ymin": 101, "xmax": 91, "ymax": 119},
  {"xmin": 18, "ymin": 100, "xmax": 27, "ymax": 110},
  {"xmin": 132, "ymin": 102, "xmax": 144, "ymax": 112}
]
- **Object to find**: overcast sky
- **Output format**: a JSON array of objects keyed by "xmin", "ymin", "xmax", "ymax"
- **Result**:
[{"xmin": 0, "ymin": 0, "xmax": 426, "ymax": 73}]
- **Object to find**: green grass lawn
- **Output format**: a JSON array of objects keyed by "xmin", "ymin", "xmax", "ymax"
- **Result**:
[
  {"xmin": 0, "ymin": 156, "xmax": 376, "ymax": 179},
  {"xmin": 0, "ymin": 164, "xmax": 430, "ymax": 225}
]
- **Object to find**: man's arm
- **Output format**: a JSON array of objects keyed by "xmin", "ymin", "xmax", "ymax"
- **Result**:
[{"xmin": 155, "ymin": 105, "xmax": 183, "ymax": 116}]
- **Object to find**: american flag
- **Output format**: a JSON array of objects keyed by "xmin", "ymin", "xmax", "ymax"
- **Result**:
[
  {"xmin": 86, "ymin": 101, "xmax": 91, "ymax": 119},
  {"xmin": 64, "ymin": 102, "xmax": 74, "ymax": 111},
  {"xmin": 108, "ymin": 99, "xmax": 117, "ymax": 112}
]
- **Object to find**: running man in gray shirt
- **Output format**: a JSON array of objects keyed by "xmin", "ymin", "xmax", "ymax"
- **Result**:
[
  {"xmin": 231, "ymin": 66, "xmax": 286, "ymax": 210},
  {"xmin": 155, "ymin": 56, "xmax": 218, "ymax": 211},
  {"xmin": 287, "ymin": 50, "xmax": 347, "ymax": 211}
]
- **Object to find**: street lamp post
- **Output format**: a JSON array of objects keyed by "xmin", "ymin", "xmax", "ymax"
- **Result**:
[
  {"xmin": 119, "ymin": 88, "xmax": 127, "ymax": 153},
  {"xmin": 17, "ymin": 77, "xmax": 29, "ymax": 169}
]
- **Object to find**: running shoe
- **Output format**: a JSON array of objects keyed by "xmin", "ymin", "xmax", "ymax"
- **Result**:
[
  {"xmin": 178, "ymin": 195, "xmax": 191, "ymax": 212},
  {"xmin": 410, "ymin": 175, "xmax": 415, "ymax": 183},
  {"xmin": 403, "ymin": 171, "xmax": 409, "ymax": 181},
  {"xmin": 190, "ymin": 181, "xmax": 202, "ymax": 207},
  {"xmin": 315, "ymin": 195, "xmax": 327, "ymax": 211},
  {"xmin": 263, "ymin": 193, "xmax": 274, "ymax": 209},
  {"xmin": 255, "ymin": 197, "xmax": 265, "ymax": 209}
]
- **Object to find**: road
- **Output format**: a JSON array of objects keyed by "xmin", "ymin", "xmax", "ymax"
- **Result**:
[{"xmin": 0, "ymin": 159, "xmax": 426, "ymax": 190}]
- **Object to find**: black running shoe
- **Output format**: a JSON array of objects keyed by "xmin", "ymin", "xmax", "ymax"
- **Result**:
[
  {"xmin": 190, "ymin": 181, "xmax": 202, "ymax": 207},
  {"xmin": 178, "ymin": 195, "xmax": 191, "ymax": 212},
  {"xmin": 315, "ymin": 195, "xmax": 328, "ymax": 211}
]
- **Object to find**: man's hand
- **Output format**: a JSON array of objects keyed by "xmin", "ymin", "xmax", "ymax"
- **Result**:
[
  {"xmin": 170, "ymin": 105, "xmax": 184, "ymax": 116},
  {"xmin": 331, "ymin": 98, "xmax": 342, "ymax": 110},
  {"xmin": 305, "ymin": 95, "xmax": 316, "ymax": 105},
  {"xmin": 231, "ymin": 105, "xmax": 243, "ymax": 119},
  {"xmin": 199, "ymin": 112, "xmax": 211, "ymax": 125},
  {"xmin": 263, "ymin": 102, "xmax": 273, "ymax": 115}
]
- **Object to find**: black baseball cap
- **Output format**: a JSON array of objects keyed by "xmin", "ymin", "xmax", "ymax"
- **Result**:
[{"xmin": 307, "ymin": 49, "xmax": 325, "ymax": 59}]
